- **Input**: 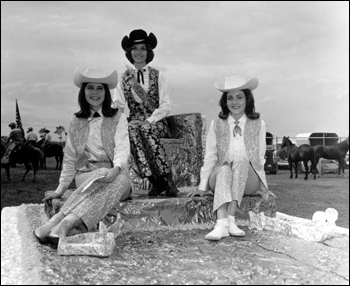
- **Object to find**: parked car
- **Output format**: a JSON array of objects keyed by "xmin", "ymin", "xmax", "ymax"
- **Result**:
[{"xmin": 264, "ymin": 132, "xmax": 278, "ymax": 174}]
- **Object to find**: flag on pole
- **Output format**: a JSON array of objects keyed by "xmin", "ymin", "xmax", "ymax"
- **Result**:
[{"xmin": 15, "ymin": 99, "xmax": 25, "ymax": 139}]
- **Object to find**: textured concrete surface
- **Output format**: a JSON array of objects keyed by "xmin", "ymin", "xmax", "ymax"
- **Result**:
[
  {"xmin": 1, "ymin": 204, "xmax": 349, "ymax": 285},
  {"xmin": 1, "ymin": 204, "xmax": 46, "ymax": 285}
]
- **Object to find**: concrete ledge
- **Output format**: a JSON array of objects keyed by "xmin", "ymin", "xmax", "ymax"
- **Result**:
[
  {"xmin": 1, "ymin": 204, "xmax": 46, "ymax": 285},
  {"xmin": 1, "ymin": 204, "xmax": 349, "ymax": 285},
  {"xmin": 44, "ymin": 189, "xmax": 276, "ymax": 229}
]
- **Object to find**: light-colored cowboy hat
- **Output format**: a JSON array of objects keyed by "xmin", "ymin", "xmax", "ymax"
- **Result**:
[
  {"xmin": 73, "ymin": 68, "xmax": 118, "ymax": 89},
  {"xmin": 54, "ymin": 126, "xmax": 65, "ymax": 133},
  {"xmin": 214, "ymin": 75, "xmax": 259, "ymax": 93}
]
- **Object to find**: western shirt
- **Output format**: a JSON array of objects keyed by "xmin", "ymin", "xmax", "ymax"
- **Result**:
[
  {"xmin": 114, "ymin": 64, "xmax": 171, "ymax": 123},
  {"xmin": 198, "ymin": 114, "xmax": 266, "ymax": 191},
  {"xmin": 58, "ymin": 109, "xmax": 130, "ymax": 190}
]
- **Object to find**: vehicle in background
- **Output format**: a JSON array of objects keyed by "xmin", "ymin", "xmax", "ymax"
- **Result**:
[{"xmin": 264, "ymin": 132, "xmax": 278, "ymax": 174}]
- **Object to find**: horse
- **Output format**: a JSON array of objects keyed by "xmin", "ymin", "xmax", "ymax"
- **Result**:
[
  {"xmin": 280, "ymin": 136, "xmax": 317, "ymax": 180},
  {"xmin": 34, "ymin": 139, "xmax": 64, "ymax": 170},
  {"xmin": 1, "ymin": 138, "xmax": 6, "ymax": 157},
  {"xmin": 1, "ymin": 143, "xmax": 44, "ymax": 182},
  {"xmin": 313, "ymin": 136, "xmax": 349, "ymax": 176}
]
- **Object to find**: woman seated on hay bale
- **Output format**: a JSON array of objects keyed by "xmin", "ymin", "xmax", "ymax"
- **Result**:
[{"xmin": 33, "ymin": 67, "xmax": 132, "ymax": 247}]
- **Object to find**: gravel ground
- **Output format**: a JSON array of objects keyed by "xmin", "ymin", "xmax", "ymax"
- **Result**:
[{"xmin": 2, "ymin": 203, "xmax": 348, "ymax": 285}]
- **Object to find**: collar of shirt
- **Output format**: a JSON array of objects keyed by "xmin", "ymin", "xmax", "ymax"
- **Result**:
[
  {"xmin": 88, "ymin": 109, "xmax": 103, "ymax": 121},
  {"xmin": 228, "ymin": 114, "xmax": 247, "ymax": 125},
  {"xmin": 132, "ymin": 65, "xmax": 148, "ymax": 74}
]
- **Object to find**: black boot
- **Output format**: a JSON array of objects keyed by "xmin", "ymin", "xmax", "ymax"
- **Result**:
[
  {"xmin": 159, "ymin": 173, "xmax": 179, "ymax": 197},
  {"xmin": 147, "ymin": 175, "xmax": 164, "ymax": 196}
]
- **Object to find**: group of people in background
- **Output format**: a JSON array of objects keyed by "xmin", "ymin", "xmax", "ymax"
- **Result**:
[
  {"xmin": 26, "ymin": 127, "xmax": 52, "ymax": 144},
  {"xmin": 1, "ymin": 123, "xmax": 55, "ymax": 165},
  {"xmin": 29, "ymin": 28, "xmax": 272, "ymax": 246}
]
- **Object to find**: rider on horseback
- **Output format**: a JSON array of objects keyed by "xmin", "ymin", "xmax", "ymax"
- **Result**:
[
  {"xmin": 38, "ymin": 127, "xmax": 52, "ymax": 147},
  {"xmin": 26, "ymin": 127, "xmax": 38, "ymax": 145},
  {"xmin": 1, "ymin": 122, "xmax": 25, "ymax": 164}
]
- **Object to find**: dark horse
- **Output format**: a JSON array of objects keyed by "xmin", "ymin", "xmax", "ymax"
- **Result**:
[
  {"xmin": 34, "ymin": 139, "xmax": 64, "ymax": 169},
  {"xmin": 1, "ymin": 139, "xmax": 6, "ymax": 157},
  {"xmin": 281, "ymin": 136, "xmax": 317, "ymax": 180},
  {"xmin": 313, "ymin": 136, "xmax": 349, "ymax": 176},
  {"xmin": 1, "ymin": 143, "xmax": 44, "ymax": 182}
]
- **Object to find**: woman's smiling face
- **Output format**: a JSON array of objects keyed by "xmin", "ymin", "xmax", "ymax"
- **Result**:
[
  {"xmin": 227, "ymin": 90, "xmax": 246, "ymax": 118},
  {"xmin": 85, "ymin": 83, "xmax": 105, "ymax": 109},
  {"xmin": 131, "ymin": 43, "xmax": 147, "ymax": 64}
]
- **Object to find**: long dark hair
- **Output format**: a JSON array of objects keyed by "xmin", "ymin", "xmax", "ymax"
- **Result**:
[
  {"xmin": 74, "ymin": 83, "xmax": 118, "ymax": 118},
  {"xmin": 125, "ymin": 44, "xmax": 155, "ymax": 64},
  {"xmin": 218, "ymin": 89, "xmax": 260, "ymax": 120}
]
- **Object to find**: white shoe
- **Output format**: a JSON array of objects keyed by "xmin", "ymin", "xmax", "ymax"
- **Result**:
[
  {"xmin": 205, "ymin": 225, "xmax": 229, "ymax": 241},
  {"xmin": 228, "ymin": 215, "xmax": 245, "ymax": 237},
  {"xmin": 229, "ymin": 223, "xmax": 245, "ymax": 236}
]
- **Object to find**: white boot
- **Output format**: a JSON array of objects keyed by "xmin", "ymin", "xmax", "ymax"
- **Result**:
[
  {"xmin": 205, "ymin": 218, "xmax": 229, "ymax": 241},
  {"xmin": 228, "ymin": 215, "xmax": 245, "ymax": 237}
]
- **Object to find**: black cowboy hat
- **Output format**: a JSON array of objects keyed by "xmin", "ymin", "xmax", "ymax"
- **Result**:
[
  {"xmin": 39, "ymin": 127, "xmax": 50, "ymax": 134},
  {"xmin": 121, "ymin": 29, "xmax": 157, "ymax": 51}
]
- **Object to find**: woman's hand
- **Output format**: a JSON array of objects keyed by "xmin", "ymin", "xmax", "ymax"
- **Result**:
[
  {"xmin": 186, "ymin": 188, "xmax": 212, "ymax": 198},
  {"xmin": 129, "ymin": 120, "xmax": 150, "ymax": 127},
  {"xmin": 123, "ymin": 69, "xmax": 137, "ymax": 85},
  {"xmin": 43, "ymin": 192, "xmax": 62, "ymax": 202},
  {"xmin": 99, "ymin": 167, "xmax": 120, "ymax": 183}
]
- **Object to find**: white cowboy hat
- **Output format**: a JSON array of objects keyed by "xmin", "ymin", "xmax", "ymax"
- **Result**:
[
  {"xmin": 73, "ymin": 68, "xmax": 118, "ymax": 89},
  {"xmin": 214, "ymin": 75, "xmax": 258, "ymax": 92}
]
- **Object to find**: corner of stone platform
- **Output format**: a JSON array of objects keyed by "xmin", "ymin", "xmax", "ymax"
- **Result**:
[{"xmin": 1, "ymin": 204, "xmax": 47, "ymax": 285}]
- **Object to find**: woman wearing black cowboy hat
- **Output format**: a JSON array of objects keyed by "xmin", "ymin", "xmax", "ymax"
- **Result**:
[{"xmin": 115, "ymin": 29, "xmax": 179, "ymax": 197}]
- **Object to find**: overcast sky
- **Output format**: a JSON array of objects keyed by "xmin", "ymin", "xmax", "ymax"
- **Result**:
[{"xmin": 1, "ymin": 1, "xmax": 349, "ymax": 141}]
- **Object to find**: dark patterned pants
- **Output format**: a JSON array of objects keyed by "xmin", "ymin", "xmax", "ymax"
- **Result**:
[{"xmin": 128, "ymin": 120, "xmax": 170, "ymax": 178}]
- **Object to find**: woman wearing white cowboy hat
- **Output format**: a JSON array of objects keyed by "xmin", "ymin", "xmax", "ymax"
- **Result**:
[
  {"xmin": 187, "ymin": 75, "xmax": 275, "ymax": 241},
  {"xmin": 115, "ymin": 29, "xmax": 179, "ymax": 197},
  {"xmin": 33, "ymin": 67, "xmax": 132, "ymax": 247}
]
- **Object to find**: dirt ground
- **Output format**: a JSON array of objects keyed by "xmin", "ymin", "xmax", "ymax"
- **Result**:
[{"xmin": 266, "ymin": 169, "xmax": 349, "ymax": 228}]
